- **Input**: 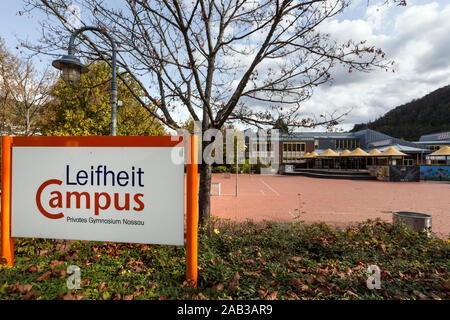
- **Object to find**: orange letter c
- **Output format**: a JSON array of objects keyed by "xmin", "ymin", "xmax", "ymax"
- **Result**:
[{"xmin": 36, "ymin": 179, "xmax": 64, "ymax": 219}]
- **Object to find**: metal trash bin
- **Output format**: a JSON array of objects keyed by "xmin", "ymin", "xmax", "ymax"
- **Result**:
[{"xmin": 393, "ymin": 211, "xmax": 432, "ymax": 236}]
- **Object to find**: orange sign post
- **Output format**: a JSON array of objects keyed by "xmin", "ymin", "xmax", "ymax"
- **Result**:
[
  {"xmin": 1, "ymin": 135, "xmax": 199, "ymax": 286},
  {"xmin": 1, "ymin": 136, "xmax": 13, "ymax": 266},
  {"xmin": 186, "ymin": 135, "xmax": 199, "ymax": 287}
]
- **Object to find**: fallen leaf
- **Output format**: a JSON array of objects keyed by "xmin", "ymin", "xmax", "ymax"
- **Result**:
[
  {"xmin": 258, "ymin": 289, "xmax": 268, "ymax": 298},
  {"xmin": 22, "ymin": 290, "xmax": 38, "ymax": 300},
  {"xmin": 111, "ymin": 293, "xmax": 121, "ymax": 300},
  {"xmin": 245, "ymin": 271, "xmax": 261, "ymax": 278},
  {"xmin": 59, "ymin": 291, "xmax": 83, "ymax": 300},
  {"xmin": 266, "ymin": 291, "xmax": 278, "ymax": 300},
  {"xmin": 81, "ymin": 279, "xmax": 91, "ymax": 286},
  {"xmin": 316, "ymin": 276, "xmax": 326, "ymax": 284},
  {"xmin": 98, "ymin": 283, "xmax": 107, "ymax": 292},
  {"xmin": 346, "ymin": 290, "xmax": 358, "ymax": 298},
  {"xmin": 413, "ymin": 290, "xmax": 428, "ymax": 300},
  {"xmin": 290, "ymin": 278, "xmax": 304, "ymax": 290},
  {"xmin": 37, "ymin": 271, "xmax": 52, "ymax": 282},
  {"xmin": 300, "ymin": 284, "xmax": 311, "ymax": 293},
  {"xmin": 58, "ymin": 270, "xmax": 66, "ymax": 279},
  {"xmin": 17, "ymin": 284, "xmax": 33, "ymax": 294},
  {"xmin": 132, "ymin": 286, "xmax": 145, "ymax": 297},
  {"xmin": 429, "ymin": 292, "xmax": 442, "ymax": 300},
  {"xmin": 317, "ymin": 285, "xmax": 332, "ymax": 296},
  {"xmin": 228, "ymin": 272, "xmax": 240, "ymax": 290}
]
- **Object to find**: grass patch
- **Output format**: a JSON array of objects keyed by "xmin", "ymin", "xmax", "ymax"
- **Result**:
[{"xmin": 0, "ymin": 218, "xmax": 449, "ymax": 300}]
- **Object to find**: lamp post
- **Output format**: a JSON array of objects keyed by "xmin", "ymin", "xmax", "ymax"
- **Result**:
[{"xmin": 52, "ymin": 26, "xmax": 118, "ymax": 136}]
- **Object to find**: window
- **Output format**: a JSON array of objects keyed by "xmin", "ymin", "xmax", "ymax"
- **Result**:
[
  {"xmin": 335, "ymin": 139, "xmax": 360, "ymax": 149},
  {"xmin": 282, "ymin": 142, "xmax": 306, "ymax": 162}
]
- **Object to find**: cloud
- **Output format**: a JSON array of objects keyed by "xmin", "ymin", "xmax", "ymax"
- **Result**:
[{"xmin": 299, "ymin": 0, "xmax": 450, "ymax": 130}]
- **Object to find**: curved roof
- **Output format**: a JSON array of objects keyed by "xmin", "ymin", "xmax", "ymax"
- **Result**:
[
  {"xmin": 429, "ymin": 145, "xmax": 450, "ymax": 156},
  {"xmin": 339, "ymin": 149, "xmax": 352, "ymax": 156},
  {"xmin": 368, "ymin": 149, "xmax": 381, "ymax": 156},
  {"xmin": 318, "ymin": 148, "xmax": 340, "ymax": 157},
  {"xmin": 379, "ymin": 147, "xmax": 407, "ymax": 156},
  {"xmin": 309, "ymin": 151, "xmax": 319, "ymax": 158}
]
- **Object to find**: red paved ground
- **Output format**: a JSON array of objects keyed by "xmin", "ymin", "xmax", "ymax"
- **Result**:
[{"xmin": 210, "ymin": 174, "xmax": 450, "ymax": 238}]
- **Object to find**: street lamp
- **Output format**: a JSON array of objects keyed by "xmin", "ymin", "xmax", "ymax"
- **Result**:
[
  {"xmin": 52, "ymin": 26, "xmax": 118, "ymax": 136},
  {"xmin": 52, "ymin": 54, "xmax": 89, "ymax": 83}
]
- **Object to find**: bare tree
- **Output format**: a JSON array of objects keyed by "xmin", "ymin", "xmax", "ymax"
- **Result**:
[
  {"xmin": 0, "ymin": 38, "xmax": 17, "ymax": 134},
  {"xmin": 21, "ymin": 0, "xmax": 400, "ymax": 224},
  {"xmin": 0, "ymin": 37, "xmax": 55, "ymax": 136},
  {"xmin": 8, "ymin": 61, "xmax": 54, "ymax": 136}
]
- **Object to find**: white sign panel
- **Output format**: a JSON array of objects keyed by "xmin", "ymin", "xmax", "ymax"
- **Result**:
[{"xmin": 11, "ymin": 146, "xmax": 184, "ymax": 245}]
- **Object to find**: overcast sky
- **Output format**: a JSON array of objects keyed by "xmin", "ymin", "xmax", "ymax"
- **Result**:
[
  {"xmin": 303, "ymin": 0, "xmax": 450, "ymax": 131},
  {"xmin": 1, "ymin": 0, "xmax": 449, "ymax": 132}
]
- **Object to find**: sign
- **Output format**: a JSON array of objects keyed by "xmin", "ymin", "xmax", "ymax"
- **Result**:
[
  {"xmin": 389, "ymin": 166, "xmax": 420, "ymax": 182},
  {"xmin": 437, "ymin": 132, "xmax": 450, "ymax": 140},
  {"xmin": 2, "ymin": 136, "xmax": 200, "ymax": 284},
  {"xmin": 12, "ymin": 144, "xmax": 184, "ymax": 245}
]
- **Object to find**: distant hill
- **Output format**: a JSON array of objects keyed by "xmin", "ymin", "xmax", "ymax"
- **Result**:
[{"xmin": 351, "ymin": 85, "xmax": 450, "ymax": 141}]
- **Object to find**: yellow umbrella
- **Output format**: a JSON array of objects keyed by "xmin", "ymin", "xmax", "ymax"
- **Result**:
[
  {"xmin": 343, "ymin": 147, "xmax": 370, "ymax": 157},
  {"xmin": 368, "ymin": 149, "xmax": 381, "ymax": 156},
  {"xmin": 367, "ymin": 148, "xmax": 381, "ymax": 166},
  {"xmin": 429, "ymin": 145, "xmax": 450, "ymax": 156},
  {"xmin": 318, "ymin": 148, "xmax": 339, "ymax": 157},
  {"xmin": 339, "ymin": 149, "xmax": 351, "ymax": 156},
  {"xmin": 302, "ymin": 152, "xmax": 311, "ymax": 158},
  {"xmin": 379, "ymin": 147, "xmax": 407, "ymax": 157},
  {"xmin": 309, "ymin": 151, "xmax": 319, "ymax": 158}
]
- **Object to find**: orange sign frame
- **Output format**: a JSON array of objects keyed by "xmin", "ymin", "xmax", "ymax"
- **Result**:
[{"xmin": 1, "ymin": 135, "xmax": 198, "ymax": 286}]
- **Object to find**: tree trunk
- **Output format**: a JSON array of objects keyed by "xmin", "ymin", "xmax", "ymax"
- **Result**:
[
  {"xmin": 198, "ymin": 132, "xmax": 212, "ymax": 226},
  {"xmin": 25, "ymin": 109, "xmax": 30, "ymax": 136},
  {"xmin": 198, "ymin": 160, "xmax": 212, "ymax": 227}
]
